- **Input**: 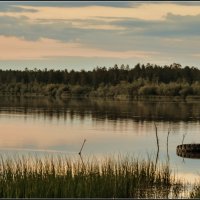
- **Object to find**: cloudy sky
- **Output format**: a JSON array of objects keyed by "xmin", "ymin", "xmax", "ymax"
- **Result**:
[{"xmin": 0, "ymin": 1, "xmax": 200, "ymax": 71}]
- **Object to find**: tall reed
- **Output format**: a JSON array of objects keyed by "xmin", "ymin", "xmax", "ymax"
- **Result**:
[{"xmin": 0, "ymin": 155, "xmax": 185, "ymax": 198}]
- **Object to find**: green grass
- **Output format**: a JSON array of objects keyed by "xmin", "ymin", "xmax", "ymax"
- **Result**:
[{"xmin": 0, "ymin": 155, "xmax": 187, "ymax": 198}]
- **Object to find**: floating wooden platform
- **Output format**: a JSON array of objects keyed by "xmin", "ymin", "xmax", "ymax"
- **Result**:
[{"xmin": 176, "ymin": 144, "xmax": 200, "ymax": 158}]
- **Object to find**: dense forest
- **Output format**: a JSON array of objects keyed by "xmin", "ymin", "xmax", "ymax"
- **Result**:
[{"xmin": 0, "ymin": 63, "xmax": 200, "ymax": 98}]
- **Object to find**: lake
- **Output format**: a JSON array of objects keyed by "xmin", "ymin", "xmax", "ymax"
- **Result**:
[{"xmin": 0, "ymin": 96, "xmax": 200, "ymax": 183}]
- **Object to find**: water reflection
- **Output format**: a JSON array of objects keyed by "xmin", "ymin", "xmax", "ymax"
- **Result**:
[
  {"xmin": 0, "ymin": 96, "xmax": 200, "ymax": 122},
  {"xmin": 1, "ymin": 96, "xmax": 200, "ymax": 183},
  {"xmin": 177, "ymin": 151, "xmax": 200, "ymax": 159}
]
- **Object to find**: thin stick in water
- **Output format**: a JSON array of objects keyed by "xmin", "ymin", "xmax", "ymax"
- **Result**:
[
  {"xmin": 78, "ymin": 139, "xmax": 86, "ymax": 156},
  {"xmin": 182, "ymin": 133, "xmax": 187, "ymax": 146},
  {"xmin": 181, "ymin": 133, "xmax": 187, "ymax": 163},
  {"xmin": 154, "ymin": 123, "xmax": 159, "ymax": 169},
  {"xmin": 154, "ymin": 123, "xmax": 159, "ymax": 152},
  {"xmin": 167, "ymin": 128, "xmax": 171, "ymax": 162}
]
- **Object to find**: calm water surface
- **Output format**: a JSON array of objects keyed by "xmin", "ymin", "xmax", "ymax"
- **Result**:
[{"xmin": 0, "ymin": 96, "xmax": 200, "ymax": 183}]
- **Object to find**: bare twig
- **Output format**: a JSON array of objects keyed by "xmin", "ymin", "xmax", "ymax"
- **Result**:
[
  {"xmin": 79, "ymin": 139, "xmax": 86, "ymax": 156},
  {"xmin": 181, "ymin": 133, "xmax": 187, "ymax": 163},
  {"xmin": 167, "ymin": 128, "xmax": 171, "ymax": 162},
  {"xmin": 155, "ymin": 149, "xmax": 159, "ymax": 169},
  {"xmin": 154, "ymin": 123, "xmax": 159, "ymax": 152},
  {"xmin": 182, "ymin": 133, "xmax": 187, "ymax": 146},
  {"xmin": 154, "ymin": 123, "xmax": 159, "ymax": 169},
  {"xmin": 78, "ymin": 139, "xmax": 86, "ymax": 170}
]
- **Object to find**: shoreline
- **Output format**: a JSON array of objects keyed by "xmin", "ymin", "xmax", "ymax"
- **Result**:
[{"xmin": 1, "ymin": 93, "xmax": 200, "ymax": 102}]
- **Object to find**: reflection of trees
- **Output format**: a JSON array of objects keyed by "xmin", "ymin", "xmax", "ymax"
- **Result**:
[{"xmin": 0, "ymin": 96, "xmax": 200, "ymax": 122}]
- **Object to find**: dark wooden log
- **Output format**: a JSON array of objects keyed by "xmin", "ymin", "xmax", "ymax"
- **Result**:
[{"xmin": 176, "ymin": 144, "xmax": 200, "ymax": 158}]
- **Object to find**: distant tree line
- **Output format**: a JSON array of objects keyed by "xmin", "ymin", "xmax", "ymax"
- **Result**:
[
  {"xmin": 0, "ymin": 63, "xmax": 200, "ymax": 85},
  {"xmin": 0, "ymin": 63, "xmax": 200, "ymax": 98}
]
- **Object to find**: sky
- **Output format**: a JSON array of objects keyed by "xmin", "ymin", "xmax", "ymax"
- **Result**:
[{"xmin": 0, "ymin": 1, "xmax": 200, "ymax": 71}]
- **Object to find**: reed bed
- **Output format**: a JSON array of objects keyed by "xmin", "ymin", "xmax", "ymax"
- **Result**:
[
  {"xmin": 190, "ymin": 182, "xmax": 200, "ymax": 198},
  {"xmin": 0, "ymin": 155, "xmax": 186, "ymax": 198}
]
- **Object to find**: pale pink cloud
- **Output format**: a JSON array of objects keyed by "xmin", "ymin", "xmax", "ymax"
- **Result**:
[
  {"xmin": 0, "ymin": 36, "xmax": 158, "ymax": 60},
  {"xmin": 2, "ymin": 3, "xmax": 200, "ymax": 23}
]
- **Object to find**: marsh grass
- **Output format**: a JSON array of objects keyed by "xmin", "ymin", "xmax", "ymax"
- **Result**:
[
  {"xmin": 190, "ymin": 181, "xmax": 200, "ymax": 198},
  {"xmin": 0, "ymin": 155, "xmax": 186, "ymax": 198}
]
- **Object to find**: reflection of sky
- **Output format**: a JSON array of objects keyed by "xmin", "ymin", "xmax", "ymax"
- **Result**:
[{"xmin": 0, "ymin": 111, "xmax": 200, "ymax": 183}]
